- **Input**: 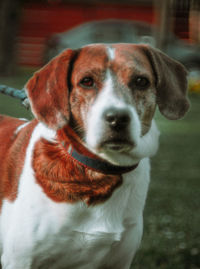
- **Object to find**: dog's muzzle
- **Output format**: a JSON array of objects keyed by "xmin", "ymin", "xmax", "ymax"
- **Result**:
[
  {"xmin": 101, "ymin": 107, "xmax": 134, "ymax": 152},
  {"xmin": 104, "ymin": 107, "xmax": 131, "ymax": 131}
]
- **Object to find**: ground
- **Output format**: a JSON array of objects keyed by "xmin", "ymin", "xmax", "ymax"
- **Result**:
[{"xmin": 0, "ymin": 69, "xmax": 200, "ymax": 269}]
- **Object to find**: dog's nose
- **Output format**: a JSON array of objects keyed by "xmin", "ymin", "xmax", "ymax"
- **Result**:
[{"xmin": 104, "ymin": 108, "xmax": 131, "ymax": 130}]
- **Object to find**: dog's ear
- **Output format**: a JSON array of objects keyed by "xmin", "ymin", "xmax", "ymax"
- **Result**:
[
  {"xmin": 140, "ymin": 45, "xmax": 190, "ymax": 120},
  {"xmin": 26, "ymin": 49, "xmax": 78, "ymax": 129}
]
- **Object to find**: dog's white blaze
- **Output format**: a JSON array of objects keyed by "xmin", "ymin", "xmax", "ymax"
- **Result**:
[{"xmin": 107, "ymin": 46, "xmax": 115, "ymax": 60}]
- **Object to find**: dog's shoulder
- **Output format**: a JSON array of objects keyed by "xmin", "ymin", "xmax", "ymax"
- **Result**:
[
  {"xmin": 0, "ymin": 116, "xmax": 38, "ymax": 206},
  {"xmin": 0, "ymin": 115, "xmax": 26, "ymax": 133}
]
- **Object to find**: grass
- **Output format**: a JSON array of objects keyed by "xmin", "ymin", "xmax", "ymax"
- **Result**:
[
  {"xmin": 0, "ymin": 69, "xmax": 200, "ymax": 268},
  {"xmin": 0, "ymin": 68, "xmax": 35, "ymax": 119}
]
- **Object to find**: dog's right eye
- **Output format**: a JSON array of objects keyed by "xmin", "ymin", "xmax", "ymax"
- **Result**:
[{"xmin": 80, "ymin": 77, "xmax": 94, "ymax": 88}]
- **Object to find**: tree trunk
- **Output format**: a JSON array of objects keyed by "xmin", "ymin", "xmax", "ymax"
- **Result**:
[
  {"xmin": 0, "ymin": 0, "xmax": 21, "ymax": 76},
  {"xmin": 154, "ymin": 0, "xmax": 174, "ymax": 51}
]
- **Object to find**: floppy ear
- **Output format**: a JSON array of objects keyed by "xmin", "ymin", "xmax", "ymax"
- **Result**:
[
  {"xmin": 26, "ymin": 49, "xmax": 78, "ymax": 129},
  {"xmin": 140, "ymin": 45, "xmax": 190, "ymax": 120}
]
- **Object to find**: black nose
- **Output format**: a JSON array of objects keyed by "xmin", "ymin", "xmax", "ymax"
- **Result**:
[{"xmin": 104, "ymin": 108, "xmax": 131, "ymax": 130}]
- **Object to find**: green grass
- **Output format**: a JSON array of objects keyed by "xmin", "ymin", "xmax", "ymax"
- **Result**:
[
  {"xmin": 0, "ymin": 68, "xmax": 35, "ymax": 119},
  {"xmin": 0, "ymin": 69, "xmax": 200, "ymax": 268}
]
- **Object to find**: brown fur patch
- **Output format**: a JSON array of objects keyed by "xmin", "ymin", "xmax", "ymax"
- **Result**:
[
  {"xmin": 33, "ymin": 127, "xmax": 122, "ymax": 205},
  {"xmin": 0, "ymin": 116, "xmax": 37, "ymax": 208}
]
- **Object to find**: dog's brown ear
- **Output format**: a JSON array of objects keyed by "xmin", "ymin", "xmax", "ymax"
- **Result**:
[
  {"xmin": 141, "ymin": 45, "xmax": 190, "ymax": 120},
  {"xmin": 26, "ymin": 49, "xmax": 77, "ymax": 129}
]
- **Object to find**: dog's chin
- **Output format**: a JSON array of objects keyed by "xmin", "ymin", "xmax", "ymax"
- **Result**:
[
  {"xmin": 102, "ymin": 141, "xmax": 134, "ymax": 153},
  {"xmin": 88, "ymin": 139, "xmax": 138, "ymax": 167}
]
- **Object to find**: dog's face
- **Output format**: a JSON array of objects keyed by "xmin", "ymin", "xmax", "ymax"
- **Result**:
[
  {"xmin": 26, "ymin": 44, "xmax": 189, "ymax": 164},
  {"xmin": 70, "ymin": 45, "xmax": 156, "ymax": 152}
]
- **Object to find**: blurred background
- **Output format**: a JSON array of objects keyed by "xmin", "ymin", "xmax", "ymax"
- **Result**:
[{"xmin": 0, "ymin": 0, "xmax": 200, "ymax": 268}]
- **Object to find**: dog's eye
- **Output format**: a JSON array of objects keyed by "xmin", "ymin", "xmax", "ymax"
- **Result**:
[
  {"xmin": 135, "ymin": 76, "xmax": 150, "ymax": 89},
  {"xmin": 132, "ymin": 76, "xmax": 150, "ymax": 90},
  {"xmin": 80, "ymin": 77, "xmax": 94, "ymax": 88}
]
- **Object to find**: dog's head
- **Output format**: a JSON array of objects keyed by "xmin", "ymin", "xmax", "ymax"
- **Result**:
[{"xmin": 26, "ymin": 44, "xmax": 189, "ymax": 164}]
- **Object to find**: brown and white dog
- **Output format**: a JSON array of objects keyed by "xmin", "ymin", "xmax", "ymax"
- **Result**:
[{"xmin": 0, "ymin": 44, "xmax": 189, "ymax": 269}]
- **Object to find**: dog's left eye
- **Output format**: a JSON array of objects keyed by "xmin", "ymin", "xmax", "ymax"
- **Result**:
[
  {"xmin": 80, "ymin": 77, "xmax": 94, "ymax": 88},
  {"xmin": 134, "ymin": 76, "xmax": 150, "ymax": 89},
  {"xmin": 130, "ymin": 76, "xmax": 150, "ymax": 90}
]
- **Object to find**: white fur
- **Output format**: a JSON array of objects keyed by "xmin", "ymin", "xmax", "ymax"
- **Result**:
[
  {"xmin": 107, "ymin": 46, "xmax": 115, "ymax": 60},
  {"xmin": 15, "ymin": 120, "xmax": 30, "ymax": 135}
]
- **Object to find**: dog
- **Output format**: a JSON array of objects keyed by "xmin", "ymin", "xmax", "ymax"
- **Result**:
[{"xmin": 0, "ymin": 44, "xmax": 189, "ymax": 269}]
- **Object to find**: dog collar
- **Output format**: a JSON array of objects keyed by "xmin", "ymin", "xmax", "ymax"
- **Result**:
[
  {"xmin": 67, "ymin": 144, "xmax": 138, "ymax": 175},
  {"xmin": 58, "ymin": 127, "xmax": 139, "ymax": 175}
]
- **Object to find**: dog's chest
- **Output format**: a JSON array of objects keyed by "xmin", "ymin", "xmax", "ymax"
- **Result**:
[
  {"xmin": 32, "ymin": 225, "xmax": 123, "ymax": 269},
  {"xmin": 15, "ymin": 158, "xmax": 148, "ymax": 269},
  {"xmin": 29, "ymin": 186, "xmax": 133, "ymax": 269}
]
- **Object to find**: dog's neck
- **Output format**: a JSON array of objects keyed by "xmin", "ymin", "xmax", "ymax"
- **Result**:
[
  {"xmin": 32, "ymin": 125, "xmax": 138, "ymax": 205},
  {"xmin": 57, "ymin": 126, "xmax": 139, "ymax": 175}
]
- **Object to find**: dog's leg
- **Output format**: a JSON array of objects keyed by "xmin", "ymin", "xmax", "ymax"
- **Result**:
[
  {"xmin": 120, "ymin": 222, "xmax": 143, "ymax": 269},
  {"xmin": 1, "ymin": 254, "xmax": 32, "ymax": 269},
  {"xmin": 0, "ymin": 201, "xmax": 34, "ymax": 269},
  {"xmin": 1, "ymin": 235, "xmax": 33, "ymax": 269},
  {"xmin": 1, "ymin": 240, "xmax": 32, "ymax": 269},
  {"xmin": 102, "ymin": 217, "xmax": 143, "ymax": 269},
  {"xmin": 1, "ymin": 233, "xmax": 33, "ymax": 269}
]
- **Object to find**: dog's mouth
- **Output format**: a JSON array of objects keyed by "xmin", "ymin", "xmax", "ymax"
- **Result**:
[{"xmin": 100, "ymin": 139, "xmax": 134, "ymax": 153}]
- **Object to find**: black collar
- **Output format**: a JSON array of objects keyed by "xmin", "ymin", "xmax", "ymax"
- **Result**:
[
  {"xmin": 70, "ymin": 146, "xmax": 138, "ymax": 175},
  {"xmin": 61, "ymin": 140, "xmax": 139, "ymax": 175},
  {"xmin": 58, "ymin": 126, "xmax": 139, "ymax": 175}
]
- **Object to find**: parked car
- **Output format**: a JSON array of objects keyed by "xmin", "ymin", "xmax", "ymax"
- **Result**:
[{"xmin": 45, "ymin": 19, "xmax": 200, "ymax": 83}]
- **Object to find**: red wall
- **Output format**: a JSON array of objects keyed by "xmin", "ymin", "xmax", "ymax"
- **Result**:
[{"xmin": 18, "ymin": 3, "xmax": 154, "ymax": 66}]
